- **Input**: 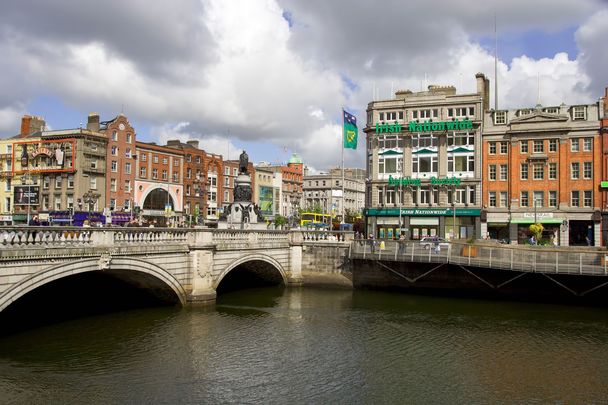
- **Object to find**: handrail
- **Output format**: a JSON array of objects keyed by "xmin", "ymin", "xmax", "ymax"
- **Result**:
[{"xmin": 350, "ymin": 240, "xmax": 608, "ymax": 277}]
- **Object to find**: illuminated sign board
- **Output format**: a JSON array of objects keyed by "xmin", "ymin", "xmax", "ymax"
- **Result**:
[{"xmin": 601, "ymin": 181, "xmax": 608, "ymax": 188}]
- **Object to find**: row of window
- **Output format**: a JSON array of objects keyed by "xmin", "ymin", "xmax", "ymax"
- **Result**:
[
  {"xmin": 375, "ymin": 106, "xmax": 476, "ymax": 123},
  {"xmin": 490, "ymin": 162, "xmax": 593, "ymax": 181},
  {"xmin": 111, "ymin": 131, "xmax": 133, "ymax": 143},
  {"xmin": 109, "ymin": 179, "xmax": 132, "ymax": 193},
  {"xmin": 374, "ymin": 132, "xmax": 476, "ymax": 150},
  {"xmin": 488, "ymin": 190, "xmax": 593, "ymax": 208},
  {"xmin": 489, "ymin": 138, "xmax": 593, "ymax": 154},
  {"xmin": 378, "ymin": 155, "xmax": 475, "ymax": 175},
  {"xmin": 137, "ymin": 167, "xmax": 179, "ymax": 181},
  {"xmin": 493, "ymin": 106, "xmax": 588, "ymax": 125}
]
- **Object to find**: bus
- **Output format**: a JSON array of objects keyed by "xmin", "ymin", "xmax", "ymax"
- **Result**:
[{"xmin": 300, "ymin": 212, "xmax": 332, "ymax": 229}]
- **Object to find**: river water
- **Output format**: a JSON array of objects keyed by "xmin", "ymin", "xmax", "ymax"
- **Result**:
[{"xmin": 1, "ymin": 287, "xmax": 607, "ymax": 404}]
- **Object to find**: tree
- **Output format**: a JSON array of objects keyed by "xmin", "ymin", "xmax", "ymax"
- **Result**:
[
  {"xmin": 529, "ymin": 223, "xmax": 544, "ymax": 242},
  {"xmin": 274, "ymin": 214, "xmax": 287, "ymax": 228}
]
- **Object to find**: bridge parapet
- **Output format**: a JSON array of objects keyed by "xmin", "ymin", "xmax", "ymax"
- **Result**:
[{"xmin": 212, "ymin": 229, "xmax": 290, "ymax": 250}]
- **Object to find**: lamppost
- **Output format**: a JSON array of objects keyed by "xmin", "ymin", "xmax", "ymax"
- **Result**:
[
  {"xmin": 82, "ymin": 190, "xmax": 100, "ymax": 222},
  {"xmin": 20, "ymin": 173, "xmax": 32, "ymax": 225},
  {"xmin": 452, "ymin": 186, "xmax": 458, "ymax": 240}
]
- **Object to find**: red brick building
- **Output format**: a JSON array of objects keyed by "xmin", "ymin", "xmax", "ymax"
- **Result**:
[
  {"xmin": 483, "ymin": 103, "xmax": 602, "ymax": 246},
  {"xmin": 135, "ymin": 141, "xmax": 184, "ymax": 226},
  {"xmin": 100, "ymin": 114, "xmax": 137, "ymax": 215},
  {"xmin": 600, "ymin": 88, "xmax": 608, "ymax": 244}
]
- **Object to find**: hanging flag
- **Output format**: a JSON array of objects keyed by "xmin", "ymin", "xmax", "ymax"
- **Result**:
[{"xmin": 343, "ymin": 110, "xmax": 358, "ymax": 149}]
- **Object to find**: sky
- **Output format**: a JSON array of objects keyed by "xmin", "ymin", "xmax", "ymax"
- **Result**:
[{"xmin": 0, "ymin": 0, "xmax": 607, "ymax": 173}]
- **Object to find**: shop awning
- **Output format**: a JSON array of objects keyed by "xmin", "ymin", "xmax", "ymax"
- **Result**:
[{"xmin": 511, "ymin": 218, "xmax": 563, "ymax": 224}]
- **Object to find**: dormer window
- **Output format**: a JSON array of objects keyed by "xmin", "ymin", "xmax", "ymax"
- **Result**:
[
  {"xmin": 518, "ymin": 109, "xmax": 532, "ymax": 116},
  {"xmin": 544, "ymin": 107, "xmax": 559, "ymax": 114},
  {"xmin": 494, "ymin": 111, "xmax": 507, "ymax": 125},
  {"xmin": 572, "ymin": 106, "xmax": 586, "ymax": 121}
]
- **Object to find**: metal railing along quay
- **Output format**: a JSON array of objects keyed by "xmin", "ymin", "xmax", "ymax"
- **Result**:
[{"xmin": 349, "ymin": 239, "xmax": 608, "ymax": 276}]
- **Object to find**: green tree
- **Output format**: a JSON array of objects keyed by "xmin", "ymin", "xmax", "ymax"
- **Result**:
[
  {"xmin": 529, "ymin": 223, "xmax": 544, "ymax": 242},
  {"xmin": 274, "ymin": 214, "xmax": 287, "ymax": 228}
]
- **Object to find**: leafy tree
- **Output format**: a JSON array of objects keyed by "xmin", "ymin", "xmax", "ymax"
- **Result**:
[
  {"xmin": 274, "ymin": 214, "xmax": 287, "ymax": 227},
  {"xmin": 529, "ymin": 223, "xmax": 544, "ymax": 241}
]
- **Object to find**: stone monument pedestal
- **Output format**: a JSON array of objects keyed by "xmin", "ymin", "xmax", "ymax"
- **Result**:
[{"xmin": 218, "ymin": 170, "xmax": 267, "ymax": 230}]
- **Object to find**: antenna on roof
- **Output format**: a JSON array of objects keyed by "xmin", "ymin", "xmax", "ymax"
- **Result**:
[
  {"xmin": 494, "ymin": 13, "xmax": 498, "ymax": 110},
  {"xmin": 536, "ymin": 72, "xmax": 542, "ymax": 107}
]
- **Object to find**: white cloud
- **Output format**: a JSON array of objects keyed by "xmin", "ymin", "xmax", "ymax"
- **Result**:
[
  {"xmin": 0, "ymin": 0, "xmax": 606, "ymax": 172},
  {"xmin": 0, "ymin": 104, "xmax": 25, "ymax": 133}
]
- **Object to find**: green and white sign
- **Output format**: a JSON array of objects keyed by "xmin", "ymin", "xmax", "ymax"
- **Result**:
[
  {"xmin": 375, "ymin": 122, "xmax": 402, "ymax": 134},
  {"xmin": 408, "ymin": 119, "xmax": 473, "ymax": 132},
  {"xmin": 601, "ymin": 181, "xmax": 608, "ymax": 188},
  {"xmin": 365, "ymin": 207, "xmax": 481, "ymax": 217},
  {"xmin": 375, "ymin": 118, "xmax": 473, "ymax": 134},
  {"xmin": 388, "ymin": 176, "xmax": 421, "ymax": 187},
  {"xmin": 387, "ymin": 175, "xmax": 461, "ymax": 187}
]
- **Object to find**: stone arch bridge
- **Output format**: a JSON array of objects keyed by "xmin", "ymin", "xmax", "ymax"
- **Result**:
[{"xmin": 0, "ymin": 227, "xmax": 351, "ymax": 313}]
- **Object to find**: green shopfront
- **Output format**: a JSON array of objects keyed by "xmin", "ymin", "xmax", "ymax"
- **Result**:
[{"xmin": 364, "ymin": 207, "xmax": 480, "ymax": 240}]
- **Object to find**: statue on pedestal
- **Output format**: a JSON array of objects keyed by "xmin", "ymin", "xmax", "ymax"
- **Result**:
[{"xmin": 239, "ymin": 150, "xmax": 249, "ymax": 174}]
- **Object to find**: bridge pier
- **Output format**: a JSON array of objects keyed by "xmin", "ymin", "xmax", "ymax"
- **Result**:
[{"xmin": 188, "ymin": 250, "xmax": 217, "ymax": 305}]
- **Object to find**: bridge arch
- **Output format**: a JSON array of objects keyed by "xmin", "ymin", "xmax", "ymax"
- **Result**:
[
  {"xmin": 215, "ymin": 254, "xmax": 288, "ymax": 291},
  {"xmin": 0, "ymin": 257, "xmax": 187, "ymax": 313}
]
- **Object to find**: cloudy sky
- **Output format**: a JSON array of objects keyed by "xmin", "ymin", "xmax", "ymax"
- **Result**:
[{"xmin": 0, "ymin": 0, "xmax": 607, "ymax": 172}]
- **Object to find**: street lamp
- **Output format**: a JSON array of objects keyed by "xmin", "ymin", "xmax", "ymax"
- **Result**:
[
  {"xmin": 534, "ymin": 198, "xmax": 541, "ymax": 224},
  {"xmin": 82, "ymin": 190, "xmax": 100, "ymax": 220},
  {"xmin": 20, "ymin": 174, "xmax": 32, "ymax": 225}
]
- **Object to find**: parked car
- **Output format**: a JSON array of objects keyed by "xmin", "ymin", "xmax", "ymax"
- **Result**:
[{"xmin": 419, "ymin": 236, "xmax": 450, "ymax": 250}]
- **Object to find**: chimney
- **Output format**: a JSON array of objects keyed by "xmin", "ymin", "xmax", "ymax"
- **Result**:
[
  {"xmin": 20, "ymin": 115, "xmax": 32, "ymax": 137},
  {"xmin": 167, "ymin": 139, "xmax": 181, "ymax": 146},
  {"xmin": 30, "ymin": 116, "xmax": 46, "ymax": 133},
  {"xmin": 87, "ymin": 113, "xmax": 100, "ymax": 132},
  {"xmin": 186, "ymin": 140, "xmax": 199, "ymax": 149},
  {"xmin": 475, "ymin": 73, "xmax": 490, "ymax": 111}
]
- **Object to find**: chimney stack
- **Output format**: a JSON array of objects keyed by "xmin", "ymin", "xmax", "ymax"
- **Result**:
[
  {"xmin": 87, "ymin": 113, "xmax": 100, "ymax": 132},
  {"xmin": 20, "ymin": 115, "xmax": 46, "ymax": 137},
  {"xmin": 475, "ymin": 73, "xmax": 490, "ymax": 111},
  {"xmin": 20, "ymin": 115, "xmax": 32, "ymax": 137},
  {"xmin": 186, "ymin": 140, "xmax": 199, "ymax": 149}
]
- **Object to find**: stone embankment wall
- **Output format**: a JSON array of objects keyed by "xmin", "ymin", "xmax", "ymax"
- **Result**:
[{"xmin": 300, "ymin": 243, "xmax": 352, "ymax": 288}]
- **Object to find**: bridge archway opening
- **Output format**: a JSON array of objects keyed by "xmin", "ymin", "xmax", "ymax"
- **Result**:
[
  {"xmin": 0, "ymin": 269, "xmax": 180, "ymax": 336},
  {"xmin": 216, "ymin": 260, "xmax": 285, "ymax": 295}
]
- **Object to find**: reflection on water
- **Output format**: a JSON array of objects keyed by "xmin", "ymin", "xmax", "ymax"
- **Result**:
[{"xmin": 1, "ymin": 288, "xmax": 608, "ymax": 404}]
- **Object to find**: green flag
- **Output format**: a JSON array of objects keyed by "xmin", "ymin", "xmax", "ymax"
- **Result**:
[{"xmin": 343, "ymin": 110, "xmax": 358, "ymax": 149}]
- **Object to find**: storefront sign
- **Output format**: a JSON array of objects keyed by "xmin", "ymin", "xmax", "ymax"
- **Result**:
[
  {"xmin": 375, "ymin": 118, "xmax": 474, "ymax": 134},
  {"xmin": 0, "ymin": 215, "xmax": 12, "ymax": 222},
  {"xmin": 388, "ymin": 176, "xmax": 421, "ymax": 187},
  {"xmin": 408, "ymin": 119, "xmax": 473, "ymax": 132},
  {"xmin": 430, "ymin": 176, "xmax": 461, "ymax": 186},
  {"xmin": 522, "ymin": 212, "xmax": 554, "ymax": 219},
  {"xmin": 387, "ymin": 176, "xmax": 461, "ymax": 187},
  {"xmin": 601, "ymin": 181, "xmax": 608, "ymax": 188},
  {"xmin": 375, "ymin": 122, "xmax": 402, "ymax": 134},
  {"xmin": 32, "ymin": 147, "xmax": 53, "ymax": 158},
  {"xmin": 365, "ymin": 207, "xmax": 480, "ymax": 217}
]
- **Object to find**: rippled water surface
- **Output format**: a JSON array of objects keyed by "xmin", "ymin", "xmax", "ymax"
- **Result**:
[{"xmin": 1, "ymin": 288, "xmax": 608, "ymax": 404}]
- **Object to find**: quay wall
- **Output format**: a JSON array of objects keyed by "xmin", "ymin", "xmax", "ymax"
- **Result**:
[{"xmin": 300, "ymin": 242, "xmax": 352, "ymax": 288}]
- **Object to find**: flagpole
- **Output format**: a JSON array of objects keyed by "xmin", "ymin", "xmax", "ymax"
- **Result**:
[{"xmin": 341, "ymin": 109, "xmax": 345, "ymax": 225}]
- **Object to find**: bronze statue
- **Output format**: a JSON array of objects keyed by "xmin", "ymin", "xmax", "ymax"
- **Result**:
[{"xmin": 239, "ymin": 150, "xmax": 249, "ymax": 174}]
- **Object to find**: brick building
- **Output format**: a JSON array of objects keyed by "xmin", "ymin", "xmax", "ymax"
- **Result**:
[
  {"xmin": 134, "ymin": 141, "xmax": 184, "ymax": 226},
  {"xmin": 483, "ymin": 102, "xmax": 602, "ymax": 246},
  {"xmin": 99, "ymin": 113, "xmax": 137, "ymax": 217}
]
